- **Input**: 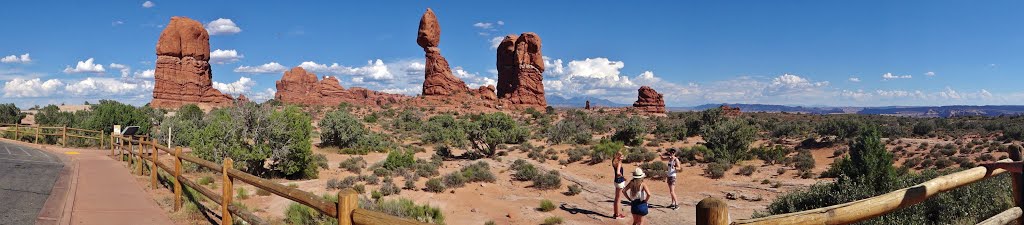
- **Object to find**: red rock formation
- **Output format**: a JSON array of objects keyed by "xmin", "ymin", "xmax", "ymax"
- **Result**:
[
  {"xmin": 151, "ymin": 16, "xmax": 234, "ymax": 109},
  {"xmin": 236, "ymin": 94, "xmax": 250, "ymax": 103},
  {"xmin": 418, "ymin": 8, "xmax": 469, "ymax": 96},
  {"xmin": 720, "ymin": 105, "xmax": 742, "ymax": 117},
  {"xmin": 274, "ymin": 67, "xmax": 408, "ymax": 106},
  {"xmin": 585, "ymin": 100, "xmax": 591, "ymax": 110},
  {"xmin": 633, "ymin": 86, "xmax": 666, "ymax": 113},
  {"xmin": 476, "ymin": 85, "xmax": 497, "ymax": 101},
  {"xmin": 496, "ymin": 33, "xmax": 546, "ymax": 107}
]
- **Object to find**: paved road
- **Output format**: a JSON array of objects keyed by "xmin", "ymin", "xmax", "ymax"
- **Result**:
[{"xmin": 0, "ymin": 141, "xmax": 64, "ymax": 225}]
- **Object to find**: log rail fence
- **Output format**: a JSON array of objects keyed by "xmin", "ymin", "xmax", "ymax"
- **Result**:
[
  {"xmin": 697, "ymin": 148, "xmax": 1024, "ymax": 225},
  {"xmin": 0, "ymin": 123, "xmax": 429, "ymax": 225}
]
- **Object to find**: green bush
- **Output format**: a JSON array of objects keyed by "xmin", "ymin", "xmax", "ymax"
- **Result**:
[
  {"xmin": 590, "ymin": 139, "xmax": 624, "ymax": 164},
  {"xmin": 792, "ymin": 150, "xmax": 816, "ymax": 172},
  {"xmin": 545, "ymin": 112, "xmax": 593, "ymax": 144},
  {"xmin": 611, "ymin": 116, "xmax": 649, "ymax": 146},
  {"xmin": 705, "ymin": 161, "xmax": 731, "ymax": 179},
  {"xmin": 339, "ymin": 157, "xmax": 367, "ymax": 173},
  {"xmin": 640, "ymin": 161, "xmax": 669, "ymax": 179},
  {"xmin": 467, "ymin": 112, "xmax": 528, "ymax": 157},
  {"xmin": 379, "ymin": 179, "xmax": 401, "ymax": 196},
  {"xmin": 190, "ymin": 104, "xmax": 316, "ymax": 179},
  {"xmin": 538, "ymin": 199, "xmax": 556, "ymax": 212},
  {"xmin": 421, "ymin": 114, "xmax": 469, "ymax": 147},
  {"xmin": 702, "ymin": 119, "xmax": 757, "ymax": 164},
  {"xmin": 533, "ymin": 170, "xmax": 562, "ymax": 190},
  {"xmin": 362, "ymin": 198, "xmax": 445, "ymax": 225},
  {"xmin": 285, "ymin": 195, "xmax": 338, "ymax": 225},
  {"xmin": 566, "ymin": 184, "xmax": 583, "ymax": 196},
  {"xmin": 622, "ymin": 147, "xmax": 658, "ymax": 163},
  {"xmin": 425, "ymin": 178, "xmax": 446, "ymax": 193},
  {"xmin": 458, "ymin": 161, "xmax": 496, "ymax": 183},
  {"xmin": 0, "ymin": 103, "xmax": 25, "ymax": 124},
  {"xmin": 383, "ymin": 149, "xmax": 416, "ymax": 170},
  {"xmin": 320, "ymin": 110, "xmax": 367, "ymax": 148},
  {"xmin": 739, "ymin": 165, "xmax": 756, "ymax": 176},
  {"xmin": 541, "ymin": 216, "xmax": 564, "ymax": 225},
  {"xmin": 511, "ymin": 159, "xmax": 540, "ymax": 181},
  {"xmin": 391, "ymin": 109, "xmax": 423, "ymax": 132}
]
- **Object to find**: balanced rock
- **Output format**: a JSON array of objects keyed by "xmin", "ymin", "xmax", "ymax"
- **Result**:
[
  {"xmin": 274, "ymin": 67, "xmax": 407, "ymax": 106},
  {"xmin": 418, "ymin": 8, "xmax": 469, "ymax": 96},
  {"xmin": 496, "ymin": 33, "xmax": 546, "ymax": 107},
  {"xmin": 151, "ymin": 16, "xmax": 234, "ymax": 109},
  {"xmin": 633, "ymin": 86, "xmax": 666, "ymax": 113}
]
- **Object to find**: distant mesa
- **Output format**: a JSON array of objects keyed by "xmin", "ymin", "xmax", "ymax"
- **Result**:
[
  {"xmin": 418, "ymin": 8, "xmax": 470, "ymax": 97},
  {"xmin": 151, "ymin": 16, "xmax": 234, "ymax": 109},
  {"xmin": 496, "ymin": 33, "xmax": 546, "ymax": 108},
  {"xmin": 720, "ymin": 104, "xmax": 742, "ymax": 117},
  {"xmin": 274, "ymin": 67, "xmax": 407, "ymax": 107},
  {"xmin": 633, "ymin": 86, "xmax": 666, "ymax": 113}
]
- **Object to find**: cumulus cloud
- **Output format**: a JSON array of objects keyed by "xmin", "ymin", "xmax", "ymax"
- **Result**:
[
  {"xmin": 205, "ymin": 18, "xmax": 241, "ymax": 35},
  {"xmin": 882, "ymin": 72, "xmax": 912, "ymax": 80},
  {"xmin": 3, "ymin": 78, "xmax": 64, "ymax": 97},
  {"xmin": 134, "ymin": 69, "xmax": 154, "ymax": 78},
  {"xmin": 108, "ymin": 63, "xmax": 130, "ymax": 77},
  {"xmin": 848, "ymin": 77, "xmax": 860, "ymax": 82},
  {"xmin": 473, "ymin": 22, "xmax": 493, "ymax": 29},
  {"xmin": 251, "ymin": 88, "xmax": 276, "ymax": 102},
  {"xmin": 1, "ymin": 53, "xmax": 31, "ymax": 63},
  {"xmin": 489, "ymin": 36, "xmax": 504, "ymax": 49},
  {"xmin": 64, "ymin": 77, "xmax": 153, "ymax": 97},
  {"xmin": 234, "ymin": 62, "xmax": 287, "ymax": 74},
  {"xmin": 924, "ymin": 71, "xmax": 935, "ymax": 76},
  {"xmin": 210, "ymin": 49, "xmax": 243, "ymax": 64},
  {"xmin": 453, "ymin": 67, "xmax": 496, "ymax": 88},
  {"xmin": 63, "ymin": 58, "xmax": 106, "ymax": 74},
  {"xmin": 212, "ymin": 77, "xmax": 255, "ymax": 95},
  {"xmin": 142, "ymin": 1, "xmax": 155, "ymax": 8},
  {"xmin": 299, "ymin": 59, "xmax": 403, "ymax": 81}
]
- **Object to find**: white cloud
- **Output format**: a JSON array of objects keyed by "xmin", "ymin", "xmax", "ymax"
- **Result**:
[
  {"xmin": 299, "ymin": 59, "xmax": 396, "ymax": 81},
  {"xmin": 212, "ymin": 77, "xmax": 255, "ymax": 95},
  {"xmin": 134, "ymin": 69, "xmax": 154, "ymax": 78},
  {"xmin": 453, "ymin": 67, "xmax": 496, "ymax": 88},
  {"xmin": 497, "ymin": 21, "xmax": 504, "ymax": 25},
  {"xmin": 473, "ymin": 22, "xmax": 493, "ymax": 29},
  {"xmin": 848, "ymin": 77, "xmax": 860, "ymax": 82},
  {"xmin": 234, "ymin": 62, "xmax": 287, "ymax": 74},
  {"xmin": 251, "ymin": 88, "xmax": 276, "ymax": 102},
  {"xmin": 63, "ymin": 58, "xmax": 106, "ymax": 74},
  {"xmin": 108, "ymin": 63, "xmax": 130, "ymax": 77},
  {"xmin": 112, "ymin": 21, "xmax": 125, "ymax": 26},
  {"xmin": 64, "ymin": 77, "xmax": 153, "ymax": 97},
  {"xmin": 205, "ymin": 18, "xmax": 241, "ymax": 35},
  {"xmin": 1, "ymin": 53, "xmax": 31, "ymax": 63},
  {"xmin": 489, "ymin": 36, "xmax": 504, "ymax": 49},
  {"xmin": 882, "ymin": 72, "xmax": 912, "ymax": 80},
  {"xmin": 924, "ymin": 71, "xmax": 935, "ymax": 76},
  {"xmin": 142, "ymin": 1, "xmax": 155, "ymax": 8},
  {"xmin": 3, "ymin": 78, "xmax": 64, "ymax": 97},
  {"xmin": 210, "ymin": 49, "xmax": 243, "ymax": 64}
]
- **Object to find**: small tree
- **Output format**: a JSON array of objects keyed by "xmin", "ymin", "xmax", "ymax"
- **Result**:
[
  {"xmin": 0, "ymin": 103, "xmax": 25, "ymax": 124},
  {"xmin": 702, "ymin": 119, "xmax": 756, "ymax": 164},
  {"xmin": 468, "ymin": 112, "xmax": 528, "ymax": 157},
  {"xmin": 612, "ymin": 116, "xmax": 649, "ymax": 146},
  {"xmin": 822, "ymin": 127, "xmax": 896, "ymax": 192},
  {"xmin": 319, "ymin": 110, "xmax": 367, "ymax": 148}
]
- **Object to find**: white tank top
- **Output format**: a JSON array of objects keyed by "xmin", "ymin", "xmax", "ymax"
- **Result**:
[
  {"xmin": 629, "ymin": 188, "xmax": 648, "ymax": 201},
  {"xmin": 667, "ymin": 158, "xmax": 678, "ymax": 177}
]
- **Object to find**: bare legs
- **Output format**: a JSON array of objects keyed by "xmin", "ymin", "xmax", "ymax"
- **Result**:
[
  {"xmin": 632, "ymin": 214, "xmax": 644, "ymax": 225},
  {"xmin": 614, "ymin": 187, "xmax": 624, "ymax": 218},
  {"xmin": 668, "ymin": 180, "xmax": 678, "ymax": 207}
]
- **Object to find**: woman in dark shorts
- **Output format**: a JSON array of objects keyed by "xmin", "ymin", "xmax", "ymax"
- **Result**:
[
  {"xmin": 663, "ymin": 148, "xmax": 682, "ymax": 210},
  {"xmin": 623, "ymin": 168, "xmax": 651, "ymax": 225},
  {"xmin": 612, "ymin": 152, "xmax": 627, "ymax": 219}
]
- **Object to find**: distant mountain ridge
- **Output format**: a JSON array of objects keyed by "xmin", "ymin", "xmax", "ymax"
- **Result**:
[
  {"xmin": 546, "ymin": 95, "xmax": 629, "ymax": 108},
  {"xmin": 683, "ymin": 103, "xmax": 1024, "ymax": 117}
]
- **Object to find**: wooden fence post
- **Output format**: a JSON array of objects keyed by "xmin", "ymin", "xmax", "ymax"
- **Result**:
[
  {"xmin": 136, "ymin": 137, "xmax": 145, "ymax": 176},
  {"xmin": 1007, "ymin": 145, "xmax": 1024, "ymax": 225},
  {"xmin": 62, "ymin": 126, "xmax": 67, "ymax": 147},
  {"xmin": 174, "ymin": 146, "xmax": 182, "ymax": 211},
  {"xmin": 151, "ymin": 139, "xmax": 158, "ymax": 189},
  {"xmin": 34, "ymin": 126, "xmax": 39, "ymax": 144},
  {"xmin": 697, "ymin": 197, "xmax": 729, "ymax": 225},
  {"xmin": 14, "ymin": 123, "xmax": 18, "ymax": 141},
  {"xmin": 338, "ymin": 188, "xmax": 358, "ymax": 225},
  {"xmin": 222, "ymin": 158, "xmax": 234, "ymax": 225}
]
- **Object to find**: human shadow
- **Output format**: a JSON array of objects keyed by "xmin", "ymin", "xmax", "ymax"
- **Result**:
[{"xmin": 560, "ymin": 203, "xmax": 615, "ymax": 218}]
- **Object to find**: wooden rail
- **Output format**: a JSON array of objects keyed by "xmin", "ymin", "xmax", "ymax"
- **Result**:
[
  {"xmin": 113, "ymin": 135, "xmax": 429, "ymax": 225},
  {"xmin": 697, "ymin": 156, "xmax": 1024, "ymax": 225},
  {"xmin": 0, "ymin": 123, "xmax": 107, "ymax": 149}
]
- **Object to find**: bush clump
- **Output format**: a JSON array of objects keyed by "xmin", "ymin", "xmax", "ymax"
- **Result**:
[{"xmin": 538, "ymin": 199, "xmax": 556, "ymax": 212}]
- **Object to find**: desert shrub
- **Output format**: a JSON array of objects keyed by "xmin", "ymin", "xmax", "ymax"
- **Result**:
[
  {"xmin": 820, "ymin": 128, "xmax": 895, "ymax": 191},
  {"xmin": 542, "ymin": 216, "xmax": 564, "ymax": 225},
  {"xmin": 0, "ymin": 103, "xmax": 25, "ymax": 124},
  {"xmin": 236, "ymin": 188, "xmax": 249, "ymax": 200},
  {"xmin": 815, "ymin": 117, "xmax": 866, "ymax": 141},
  {"xmin": 421, "ymin": 114, "xmax": 469, "ymax": 147},
  {"xmin": 425, "ymin": 178, "xmax": 446, "ymax": 193},
  {"xmin": 792, "ymin": 150, "xmax": 816, "ymax": 172},
  {"xmin": 566, "ymin": 148, "xmax": 587, "ymax": 163},
  {"xmin": 902, "ymin": 157, "xmax": 923, "ymax": 168},
  {"xmin": 622, "ymin": 147, "xmax": 658, "ymax": 163},
  {"xmin": 702, "ymin": 119, "xmax": 757, "ymax": 164},
  {"xmin": 652, "ymin": 117, "xmax": 688, "ymax": 141},
  {"xmin": 362, "ymin": 198, "xmax": 445, "ymax": 225},
  {"xmin": 442, "ymin": 172, "xmax": 466, "ymax": 188},
  {"xmin": 379, "ymin": 179, "xmax": 401, "ymax": 196},
  {"xmin": 800, "ymin": 171, "xmax": 816, "ymax": 179},
  {"xmin": 611, "ymin": 116, "xmax": 650, "ymax": 146},
  {"xmin": 640, "ymin": 161, "xmax": 669, "ymax": 179},
  {"xmin": 190, "ymin": 104, "xmax": 316, "ymax": 179},
  {"xmin": 546, "ymin": 113, "xmax": 593, "ymax": 144},
  {"xmin": 511, "ymin": 159, "xmax": 540, "ymax": 181},
  {"xmin": 414, "ymin": 161, "xmax": 441, "ymax": 178},
  {"xmin": 752, "ymin": 145, "xmax": 790, "ymax": 165},
  {"xmin": 458, "ymin": 161, "xmax": 496, "ymax": 183},
  {"xmin": 739, "ymin": 165, "xmax": 757, "ymax": 176},
  {"xmin": 566, "ymin": 184, "xmax": 583, "ymax": 196},
  {"xmin": 912, "ymin": 120, "xmax": 936, "ymax": 136},
  {"xmin": 538, "ymin": 199, "xmax": 556, "ymax": 212},
  {"xmin": 339, "ymin": 157, "xmax": 367, "ymax": 173},
  {"xmin": 467, "ymin": 112, "xmax": 529, "ymax": 157},
  {"xmin": 285, "ymin": 195, "xmax": 339, "ymax": 225},
  {"xmin": 360, "ymin": 174, "xmax": 380, "ymax": 185},
  {"xmin": 705, "ymin": 161, "xmax": 731, "ymax": 179},
  {"xmin": 198, "ymin": 176, "xmax": 214, "ymax": 185},
  {"xmin": 391, "ymin": 109, "xmax": 423, "ymax": 132},
  {"xmin": 590, "ymin": 139, "xmax": 625, "ymax": 164},
  {"xmin": 533, "ymin": 170, "xmax": 562, "ymax": 190},
  {"xmin": 404, "ymin": 179, "xmax": 416, "ymax": 190},
  {"xmin": 383, "ymin": 149, "xmax": 416, "ymax": 170},
  {"xmin": 319, "ymin": 110, "xmax": 366, "ymax": 148},
  {"xmin": 933, "ymin": 157, "xmax": 954, "ymax": 169}
]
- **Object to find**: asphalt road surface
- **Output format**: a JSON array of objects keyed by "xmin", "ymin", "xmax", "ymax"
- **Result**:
[{"xmin": 0, "ymin": 141, "xmax": 64, "ymax": 225}]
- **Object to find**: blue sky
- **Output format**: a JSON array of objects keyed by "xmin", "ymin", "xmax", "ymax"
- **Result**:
[{"xmin": 1, "ymin": 1, "xmax": 1022, "ymax": 108}]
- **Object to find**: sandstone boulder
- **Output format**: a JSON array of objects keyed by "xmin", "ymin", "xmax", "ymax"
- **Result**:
[
  {"xmin": 418, "ymin": 8, "xmax": 469, "ymax": 96},
  {"xmin": 633, "ymin": 86, "xmax": 666, "ymax": 113},
  {"xmin": 274, "ymin": 67, "xmax": 408, "ymax": 106},
  {"xmin": 496, "ymin": 33, "xmax": 546, "ymax": 107},
  {"xmin": 151, "ymin": 16, "xmax": 234, "ymax": 109},
  {"xmin": 476, "ymin": 85, "xmax": 497, "ymax": 101}
]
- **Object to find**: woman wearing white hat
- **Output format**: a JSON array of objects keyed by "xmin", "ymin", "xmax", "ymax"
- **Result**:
[{"xmin": 622, "ymin": 167, "xmax": 651, "ymax": 225}]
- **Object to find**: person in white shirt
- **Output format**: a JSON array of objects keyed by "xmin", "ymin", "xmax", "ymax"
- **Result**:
[
  {"xmin": 622, "ymin": 168, "xmax": 651, "ymax": 225},
  {"xmin": 662, "ymin": 148, "xmax": 682, "ymax": 210}
]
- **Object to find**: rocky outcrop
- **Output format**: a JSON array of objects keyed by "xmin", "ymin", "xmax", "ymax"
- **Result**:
[
  {"xmin": 151, "ymin": 16, "xmax": 234, "ymax": 109},
  {"xmin": 476, "ymin": 85, "xmax": 497, "ymax": 101},
  {"xmin": 274, "ymin": 67, "xmax": 407, "ymax": 106},
  {"xmin": 633, "ymin": 86, "xmax": 666, "ymax": 113},
  {"xmin": 496, "ymin": 33, "xmax": 546, "ymax": 107},
  {"xmin": 720, "ymin": 105, "xmax": 741, "ymax": 117},
  {"xmin": 236, "ymin": 94, "xmax": 250, "ymax": 103},
  {"xmin": 418, "ymin": 8, "xmax": 469, "ymax": 96},
  {"xmin": 585, "ymin": 100, "xmax": 591, "ymax": 110}
]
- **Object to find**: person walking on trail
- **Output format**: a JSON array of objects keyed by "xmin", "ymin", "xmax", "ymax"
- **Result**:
[
  {"xmin": 663, "ymin": 148, "xmax": 682, "ymax": 210},
  {"xmin": 612, "ymin": 152, "xmax": 628, "ymax": 219},
  {"xmin": 623, "ymin": 168, "xmax": 651, "ymax": 225}
]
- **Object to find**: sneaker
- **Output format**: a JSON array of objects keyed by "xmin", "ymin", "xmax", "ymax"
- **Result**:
[
  {"xmin": 669, "ymin": 204, "xmax": 679, "ymax": 210},
  {"xmin": 616, "ymin": 214, "xmax": 627, "ymax": 219}
]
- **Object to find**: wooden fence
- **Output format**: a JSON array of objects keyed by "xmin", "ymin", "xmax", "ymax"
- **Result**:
[
  {"xmin": 696, "ymin": 149, "xmax": 1024, "ymax": 225},
  {"xmin": 111, "ymin": 135, "xmax": 430, "ymax": 225},
  {"xmin": 0, "ymin": 123, "xmax": 107, "ymax": 149}
]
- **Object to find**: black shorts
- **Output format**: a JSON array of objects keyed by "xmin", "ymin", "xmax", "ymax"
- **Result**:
[{"xmin": 667, "ymin": 176, "xmax": 677, "ymax": 185}]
